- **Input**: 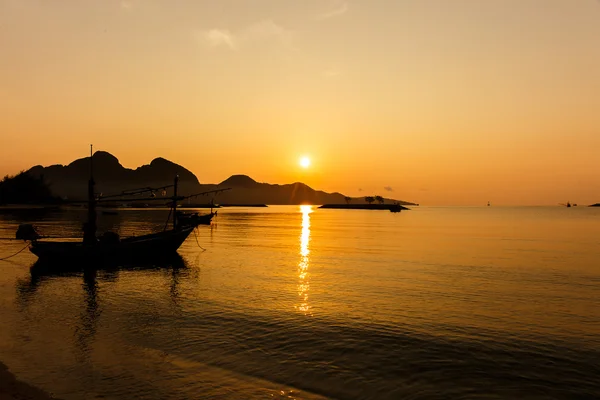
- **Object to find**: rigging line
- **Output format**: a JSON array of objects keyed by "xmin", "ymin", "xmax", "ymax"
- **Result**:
[
  {"xmin": 163, "ymin": 207, "xmax": 173, "ymax": 232},
  {"xmin": 0, "ymin": 242, "xmax": 30, "ymax": 261},
  {"xmin": 100, "ymin": 184, "xmax": 175, "ymax": 199}
]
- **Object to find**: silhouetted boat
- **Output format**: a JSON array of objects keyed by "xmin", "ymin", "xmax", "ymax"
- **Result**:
[
  {"xmin": 17, "ymin": 146, "xmax": 230, "ymax": 265},
  {"xmin": 176, "ymin": 211, "xmax": 216, "ymax": 226},
  {"xmin": 176, "ymin": 197, "xmax": 218, "ymax": 226},
  {"xmin": 389, "ymin": 203, "xmax": 403, "ymax": 213},
  {"xmin": 27, "ymin": 252, "xmax": 187, "ymax": 277},
  {"xmin": 29, "ymin": 227, "xmax": 194, "ymax": 264}
]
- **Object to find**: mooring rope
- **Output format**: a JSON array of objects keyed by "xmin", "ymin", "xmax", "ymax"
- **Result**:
[
  {"xmin": 0, "ymin": 242, "xmax": 31, "ymax": 261},
  {"xmin": 193, "ymin": 228, "xmax": 206, "ymax": 251}
]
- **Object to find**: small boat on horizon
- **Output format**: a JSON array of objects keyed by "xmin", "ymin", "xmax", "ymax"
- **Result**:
[{"xmin": 389, "ymin": 203, "xmax": 403, "ymax": 213}]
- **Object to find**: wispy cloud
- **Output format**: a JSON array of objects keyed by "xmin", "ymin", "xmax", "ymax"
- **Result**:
[
  {"xmin": 384, "ymin": 186, "xmax": 394, "ymax": 192},
  {"xmin": 316, "ymin": 1, "xmax": 348, "ymax": 20},
  {"xmin": 120, "ymin": 1, "xmax": 133, "ymax": 10},
  {"xmin": 246, "ymin": 20, "xmax": 286, "ymax": 40},
  {"xmin": 200, "ymin": 29, "xmax": 237, "ymax": 50},
  {"xmin": 196, "ymin": 20, "xmax": 291, "ymax": 51}
]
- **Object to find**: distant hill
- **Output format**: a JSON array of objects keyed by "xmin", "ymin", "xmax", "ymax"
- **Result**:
[
  {"xmin": 201, "ymin": 175, "xmax": 354, "ymax": 205},
  {"xmin": 27, "ymin": 151, "xmax": 200, "ymax": 200},
  {"xmin": 24, "ymin": 152, "xmax": 416, "ymax": 205}
]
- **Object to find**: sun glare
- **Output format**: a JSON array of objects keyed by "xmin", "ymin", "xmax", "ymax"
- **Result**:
[{"xmin": 300, "ymin": 156, "xmax": 311, "ymax": 168}]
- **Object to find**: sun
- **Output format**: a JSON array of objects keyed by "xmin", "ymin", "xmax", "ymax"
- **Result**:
[{"xmin": 299, "ymin": 156, "xmax": 311, "ymax": 168}]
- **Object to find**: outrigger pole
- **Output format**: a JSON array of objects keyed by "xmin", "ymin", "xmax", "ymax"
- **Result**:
[
  {"xmin": 95, "ymin": 188, "xmax": 232, "ymax": 204},
  {"xmin": 98, "ymin": 184, "xmax": 175, "ymax": 200},
  {"xmin": 83, "ymin": 144, "xmax": 97, "ymax": 245},
  {"xmin": 173, "ymin": 174, "xmax": 178, "ymax": 229}
]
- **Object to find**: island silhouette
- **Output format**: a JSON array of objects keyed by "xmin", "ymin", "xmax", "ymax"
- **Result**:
[{"xmin": 2, "ymin": 151, "xmax": 416, "ymax": 206}]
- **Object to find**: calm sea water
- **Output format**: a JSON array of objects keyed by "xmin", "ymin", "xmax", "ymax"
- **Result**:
[{"xmin": 0, "ymin": 206, "xmax": 599, "ymax": 399}]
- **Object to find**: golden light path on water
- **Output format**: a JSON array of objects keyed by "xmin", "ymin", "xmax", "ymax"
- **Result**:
[{"xmin": 297, "ymin": 205, "xmax": 312, "ymax": 315}]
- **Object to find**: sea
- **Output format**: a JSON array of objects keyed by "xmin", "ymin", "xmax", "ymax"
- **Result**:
[{"xmin": 0, "ymin": 205, "xmax": 599, "ymax": 400}]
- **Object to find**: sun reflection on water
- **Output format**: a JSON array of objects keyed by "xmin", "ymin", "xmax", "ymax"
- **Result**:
[{"xmin": 296, "ymin": 205, "xmax": 312, "ymax": 315}]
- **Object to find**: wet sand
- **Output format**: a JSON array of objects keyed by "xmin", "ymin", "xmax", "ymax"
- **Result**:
[{"xmin": 0, "ymin": 362, "xmax": 58, "ymax": 400}]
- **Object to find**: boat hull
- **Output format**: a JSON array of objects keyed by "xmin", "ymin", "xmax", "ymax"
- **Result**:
[
  {"xmin": 177, "ymin": 211, "xmax": 215, "ymax": 226},
  {"xmin": 29, "ymin": 227, "xmax": 195, "ymax": 264}
]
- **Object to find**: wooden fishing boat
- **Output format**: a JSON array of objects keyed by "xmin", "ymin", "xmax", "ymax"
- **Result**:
[{"xmin": 28, "ymin": 226, "xmax": 195, "ymax": 264}]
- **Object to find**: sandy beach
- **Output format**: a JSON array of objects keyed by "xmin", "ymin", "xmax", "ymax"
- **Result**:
[{"xmin": 0, "ymin": 362, "xmax": 58, "ymax": 400}]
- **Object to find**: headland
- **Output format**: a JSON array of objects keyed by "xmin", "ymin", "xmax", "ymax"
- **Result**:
[{"xmin": 319, "ymin": 204, "xmax": 410, "ymax": 211}]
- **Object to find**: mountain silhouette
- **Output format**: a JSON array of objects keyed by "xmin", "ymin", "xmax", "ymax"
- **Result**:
[
  {"xmin": 27, "ymin": 151, "xmax": 200, "ymax": 200},
  {"xmin": 25, "ymin": 152, "xmax": 415, "ymax": 205},
  {"xmin": 220, "ymin": 175, "xmax": 259, "ymax": 188}
]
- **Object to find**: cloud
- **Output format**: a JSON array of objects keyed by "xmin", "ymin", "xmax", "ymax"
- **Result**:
[
  {"xmin": 196, "ymin": 20, "xmax": 290, "ymax": 51},
  {"xmin": 384, "ymin": 186, "xmax": 393, "ymax": 192},
  {"xmin": 120, "ymin": 1, "xmax": 133, "ymax": 9},
  {"xmin": 245, "ymin": 20, "xmax": 287, "ymax": 40},
  {"xmin": 199, "ymin": 29, "xmax": 237, "ymax": 50},
  {"xmin": 316, "ymin": 1, "xmax": 348, "ymax": 20}
]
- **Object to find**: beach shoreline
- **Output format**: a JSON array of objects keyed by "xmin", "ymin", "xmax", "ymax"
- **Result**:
[{"xmin": 0, "ymin": 362, "xmax": 58, "ymax": 400}]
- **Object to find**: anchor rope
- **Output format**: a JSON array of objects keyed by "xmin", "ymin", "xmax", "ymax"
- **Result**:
[
  {"xmin": 193, "ymin": 228, "xmax": 206, "ymax": 251},
  {"xmin": 0, "ymin": 242, "xmax": 31, "ymax": 261}
]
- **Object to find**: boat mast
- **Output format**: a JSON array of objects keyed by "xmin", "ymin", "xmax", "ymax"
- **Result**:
[
  {"xmin": 84, "ymin": 144, "xmax": 97, "ymax": 244},
  {"xmin": 173, "ymin": 174, "xmax": 179, "ymax": 229}
]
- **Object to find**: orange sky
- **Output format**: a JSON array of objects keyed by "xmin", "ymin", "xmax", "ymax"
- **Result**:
[{"xmin": 1, "ymin": 0, "xmax": 599, "ymax": 205}]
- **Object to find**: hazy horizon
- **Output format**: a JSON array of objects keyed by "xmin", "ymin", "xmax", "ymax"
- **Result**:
[{"xmin": 1, "ymin": 0, "xmax": 599, "ymax": 205}]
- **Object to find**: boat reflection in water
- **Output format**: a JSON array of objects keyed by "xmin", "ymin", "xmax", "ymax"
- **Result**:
[
  {"xmin": 28, "ymin": 252, "xmax": 188, "ymax": 277},
  {"xmin": 296, "ymin": 205, "xmax": 312, "ymax": 315},
  {"xmin": 17, "ymin": 254, "xmax": 190, "ymax": 361},
  {"xmin": 17, "ymin": 253, "xmax": 189, "ymax": 315}
]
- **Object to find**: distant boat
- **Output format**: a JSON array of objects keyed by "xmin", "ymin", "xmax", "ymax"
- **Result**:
[
  {"xmin": 389, "ymin": 203, "xmax": 403, "ymax": 213},
  {"xmin": 176, "ymin": 210, "xmax": 216, "ymax": 226},
  {"xmin": 177, "ymin": 199, "xmax": 218, "ymax": 225}
]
